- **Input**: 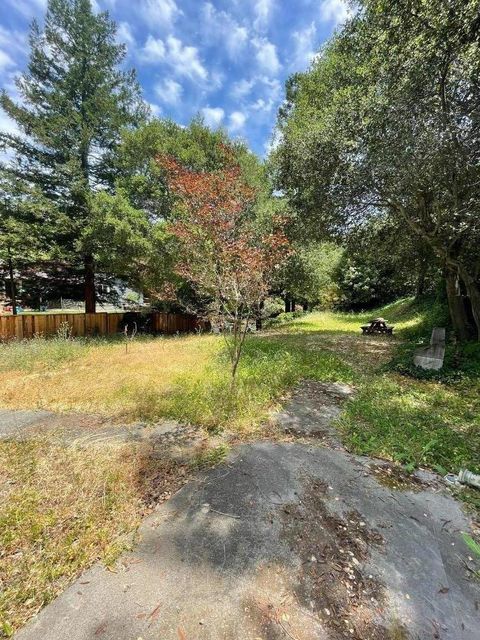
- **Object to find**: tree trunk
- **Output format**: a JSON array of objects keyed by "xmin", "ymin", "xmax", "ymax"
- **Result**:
[
  {"xmin": 457, "ymin": 265, "xmax": 480, "ymax": 340},
  {"xmin": 445, "ymin": 267, "xmax": 471, "ymax": 342},
  {"xmin": 84, "ymin": 254, "xmax": 96, "ymax": 313},
  {"xmin": 8, "ymin": 250, "xmax": 17, "ymax": 316},
  {"xmin": 230, "ymin": 317, "xmax": 250, "ymax": 383},
  {"xmin": 291, "ymin": 299, "xmax": 296, "ymax": 312},
  {"xmin": 415, "ymin": 261, "xmax": 427, "ymax": 298},
  {"xmin": 392, "ymin": 201, "xmax": 480, "ymax": 340},
  {"xmin": 256, "ymin": 300, "xmax": 264, "ymax": 331},
  {"xmin": 303, "ymin": 300, "xmax": 309, "ymax": 312},
  {"xmin": 285, "ymin": 297, "xmax": 291, "ymax": 313}
]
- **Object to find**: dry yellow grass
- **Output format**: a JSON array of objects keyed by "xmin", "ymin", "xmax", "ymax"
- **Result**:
[
  {"xmin": 0, "ymin": 439, "xmax": 151, "ymax": 635},
  {"xmin": 0, "ymin": 334, "xmax": 220, "ymax": 419},
  {"xmin": 0, "ymin": 326, "xmax": 356, "ymax": 429}
]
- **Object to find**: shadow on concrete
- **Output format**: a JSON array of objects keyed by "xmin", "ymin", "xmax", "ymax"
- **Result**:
[{"xmin": 17, "ymin": 442, "xmax": 480, "ymax": 640}]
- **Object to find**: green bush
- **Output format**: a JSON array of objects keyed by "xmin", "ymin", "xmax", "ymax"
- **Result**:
[{"xmin": 265, "ymin": 310, "xmax": 305, "ymax": 328}]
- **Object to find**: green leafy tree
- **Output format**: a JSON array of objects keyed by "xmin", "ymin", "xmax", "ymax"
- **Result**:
[
  {"xmin": 115, "ymin": 118, "xmax": 276, "ymax": 308},
  {"xmin": 0, "ymin": 179, "xmax": 54, "ymax": 314},
  {"xmin": 276, "ymin": 242, "xmax": 343, "ymax": 311},
  {"xmin": 273, "ymin": 0, "xmax": 480, "ymax": 340},
  {"xmin": 116, "ymin": 117, "xmax": 269, "ymax": 219},
  {"xmin": 0, "ymin": 0, "xmax": 146, "ymax": 312},
  {"xmin": 335, "ymin": 220, "xmax": 439, "ymax": 309}
]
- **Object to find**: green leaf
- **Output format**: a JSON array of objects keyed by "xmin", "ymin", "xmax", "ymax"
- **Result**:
[{"xmin": 462, "ymin": 533, "xmax": 480, "ymax": 558}]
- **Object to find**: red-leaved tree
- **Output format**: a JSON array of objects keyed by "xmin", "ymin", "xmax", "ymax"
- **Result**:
[{"xmin": 159, "ymin": 152, "xmax": 289, "ymax": 379}]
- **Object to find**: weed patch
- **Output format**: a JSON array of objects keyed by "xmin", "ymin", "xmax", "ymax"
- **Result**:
[
  {"xmin": 125, "ymin": 336, "xmax": 353, "ymax": 431},
  {"xmin": 339, "ymin": 375, "xmax": 480, "ymax": 473}
]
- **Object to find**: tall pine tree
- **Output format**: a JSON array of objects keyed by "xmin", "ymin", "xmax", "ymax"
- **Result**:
[{"xmin": 0, "ymin": 0, "xmax": 146, "ymax": 312}]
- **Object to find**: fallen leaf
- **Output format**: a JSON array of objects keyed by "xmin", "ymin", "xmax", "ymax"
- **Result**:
[
  {"xmin": 147, "ymin": 601, "xmax": 162, "ymax": 627},
  {"xmin": 94, "ymin": 622, "xmax": 108, "ymax": 636}
]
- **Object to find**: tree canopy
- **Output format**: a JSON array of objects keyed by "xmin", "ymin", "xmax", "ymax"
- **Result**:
[
  {"xmin": 0, "ymin": 0, "xmax": 146, "ymax": 312},
  {"xmin": 273, "ymin": 0, "xmax": 480, "ymax": 339}
]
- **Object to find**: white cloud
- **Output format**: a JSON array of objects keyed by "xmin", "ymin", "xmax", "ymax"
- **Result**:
[
  {"xmin": 250, "ymin": 98, "xmax": 274, "ymax": 112},
  {"xmin": 140, "ymin": 0, "xmax": 182, "ymax": 29},
  {"xmin": 291, "ymin": 22, "xmax": 318, "ymax": 70},
  {"xmin": 231, "ymin": 78, "xmax": 255, "ymax": 100},
  {"xmin": 229, "ymin": 111, "xmax": 247, "ymax": 131},
  {"xmin": 201, "ymin": 106, "xmax": 224, "ymax": 128},
  {"xmin": 148, "ymin": 102, "xmax": 162, "ymax": 116},
  {"xmin": 202, "ymin": 3, "xmax": 248, "ymax": 58},
  {"xmin": 231, "ymin": 76, "xmax": 281, "ymax": 110},
  {"xmin": 0, "ymin": 26, "xmax": 28, "ymax": 62},
  {"xmin": 261, "ymin": 76, "xmax": 282, "ymax": 101},
  {"xmin": 319, "ymin": 0, "xmax": 352, "ymax": 26},
  {"xmin": 6, "ymin": 0, "xmax": 47, "ymax": 18},
  {"xmin": 252, "ymin": 37, "xmax": 281, "ymax": 75},
  {"xmin": 154, "ymin": 78, "xmax": 183, "ymax": 104},
  {"xmin": 253, "ymin": 0, "xmax": 275, "ymax": 31},
  {"xmin": 0, "ymin": 50, "xmax": 15, "ymax": 71},
  {"xmin": 117, "ymin": 22, "xmax": 135, "ymax": 48},
  {"xmin": 164, "ymin": 36, "xmax": 208, "ymax": 81},
  {"xmin": 141, "ymin": 35, "xmax": 208, "ymax": 82},
  {"xmin": 208, "ymin": 70, "xmax": 224, "ymax": 92},
  {"xmin": 228, "ymin": 25, "xmax": 248, "ymax": 57},
  {"xmin": 92, "ymin": 0, "xmax": 120, "ymax": 10},
  {"xmin": 142, "ymin": 35, "xmax": 166, "ymax": 62}
]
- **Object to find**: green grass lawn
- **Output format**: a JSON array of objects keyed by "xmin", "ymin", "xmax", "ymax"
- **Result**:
[{"xmin": 269, "ymin": 300, "xmax": 479, "ymax": 477}]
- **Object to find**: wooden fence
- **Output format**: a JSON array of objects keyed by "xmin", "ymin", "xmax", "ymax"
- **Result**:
[{"xmin": 0, "ymin": 311, "xmax": 205, "ymax": 341}]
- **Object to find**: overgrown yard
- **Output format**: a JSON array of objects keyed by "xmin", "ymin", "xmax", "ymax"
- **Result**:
[
  {"xmin": 0, "ymin": 299, "xmax": 479, "ymax": 455},
  {"xmin": 0, "ymin": 327, "xmax": 354, "ymax": 432},
  {"xmin": 1, "ymin": 298, "xmax": 480, "ymax": 636}
]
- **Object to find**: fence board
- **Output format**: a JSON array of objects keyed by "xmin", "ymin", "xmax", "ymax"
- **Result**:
[
  {"xmin": 0, "ymin": 311, "xmax": 201, "ymax": 341},
  {"xmin": 107, "ymin": 313, "xmax": 122, "ymax": 335}
]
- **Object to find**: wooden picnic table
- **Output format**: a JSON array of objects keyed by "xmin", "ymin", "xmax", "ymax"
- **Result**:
[{"xmin": 361, "ymin": 317, "xmax": 394, "ymax": 335}]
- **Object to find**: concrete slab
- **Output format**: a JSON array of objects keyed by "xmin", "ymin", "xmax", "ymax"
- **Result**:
[
  {"xmin": 414, "ymin": 327, "xmax": 446, "ymax": 370},
  {"xmin": 275, "ymin": 380, "xmax": 354, "ymax": 447},
  {"xmin": 0, "ymin": 409, "xmax": 196, "ymax": 448},
  {"xmin": 0, "ymin": 409, "xmax": 54, "ymax": 438},
  {"xmin": 430, "ymin": 328, "xmax": 446, "ymax": 344},
  {"xmin": 414, "ymin": 344, "xmax": 445, "ymax": 370},
  {"xmin": 16, "ymin": 443, "xmax": 480, "ymax": 640}
]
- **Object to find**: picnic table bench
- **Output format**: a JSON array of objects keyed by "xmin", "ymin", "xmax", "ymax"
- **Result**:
[{"xmin": 361, "ymin": 317, "xmax": 394, "ymax": 335}]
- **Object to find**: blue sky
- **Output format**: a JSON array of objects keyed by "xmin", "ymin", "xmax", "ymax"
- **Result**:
[{"xmin": 0, "ymin": 0, "xmax": 350, "ymax": 157}]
